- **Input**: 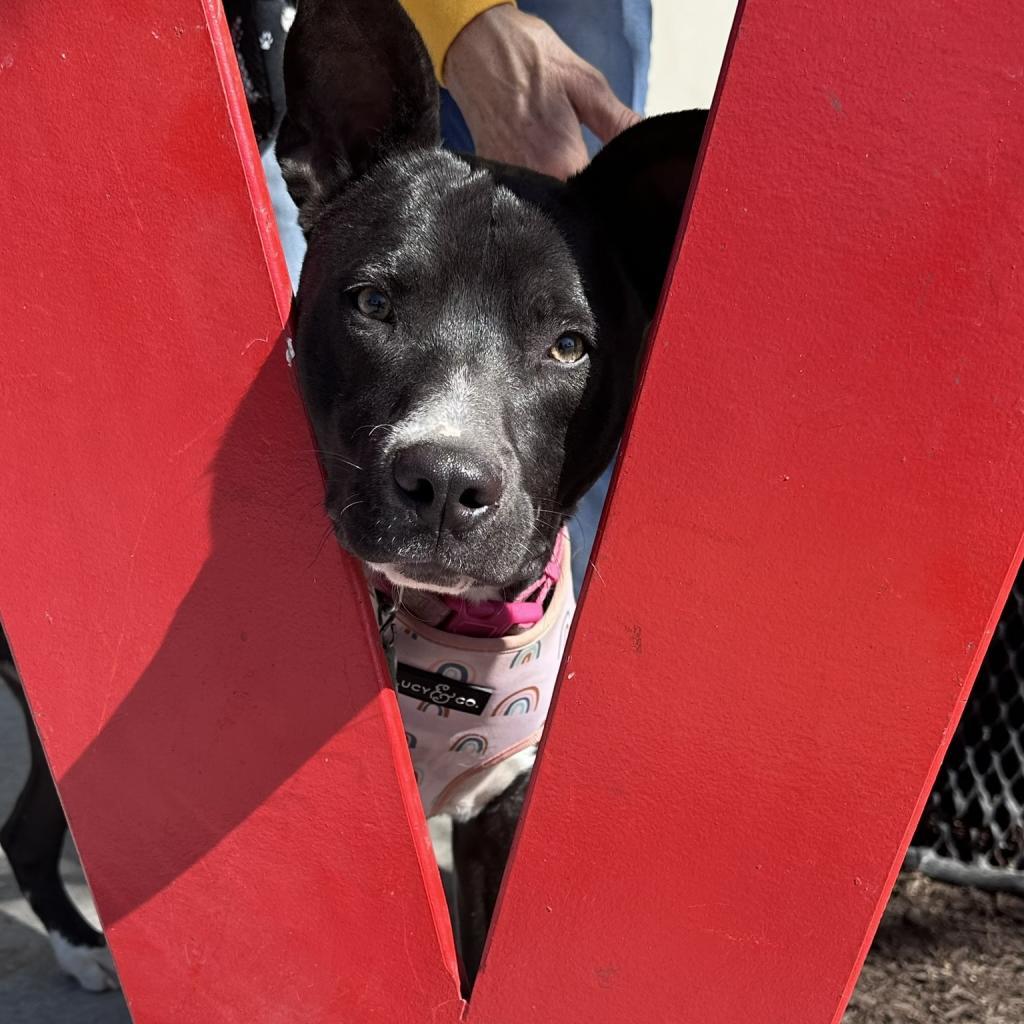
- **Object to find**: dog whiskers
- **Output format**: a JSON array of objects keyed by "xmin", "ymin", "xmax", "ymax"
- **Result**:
[
  {"xmin": 535, "ymin": 497, "xmax": 572, "ymax": 515},
  {"xmin": 297, "ymin": 448, "xmax": 364, "ymax": 472},
  {"xmin": 338, "ymin": 500, "xmax": 365, "ymax": 519},
  {"xmin": 307, "ymin": 521, "xmax": 337, "ymax": 570},
  {"xmin": 322, "ymin": 454, "xmax": 364, "ymax": 472},
  {"xmin": 352, "ymin": 422, "xmax": 397, "ymax": 440}
]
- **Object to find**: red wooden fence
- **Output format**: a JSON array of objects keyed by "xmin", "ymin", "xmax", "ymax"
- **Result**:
[{"xmin": 2, "ymin": 1, "xmax": 1022, "ymax": 1022}]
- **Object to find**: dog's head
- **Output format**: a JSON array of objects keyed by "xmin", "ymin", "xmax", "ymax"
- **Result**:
[{"xmin": 278, "ymin": 0, "xmax": 706, "ymax": 595}]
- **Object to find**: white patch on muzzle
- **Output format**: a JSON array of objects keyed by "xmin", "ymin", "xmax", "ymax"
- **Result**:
[
  {"xmin": 383, "ymin": 367, "xmax": 476, "ymax": 455},
  {"xmin": 367, "ymin": 562, "xmax": 473, "ymax": 595}
]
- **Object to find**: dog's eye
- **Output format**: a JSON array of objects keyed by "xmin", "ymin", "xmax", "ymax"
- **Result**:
[
  {"xmin": 547, "ymin": 333, "xmax": 587, "ymax": 365},
  {"xmin": 353, "ymin": 286, "xmax": 392, "ymax": 321}
]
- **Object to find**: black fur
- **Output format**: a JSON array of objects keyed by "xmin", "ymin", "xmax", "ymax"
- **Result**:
[
  {"xmin": 450, "ymin": 772, "xmax": 530, "ymax": 988},
  {"xmin": 280, "ymin": 0, "xmax": 704, "ymax": 597},
  {"xmin": 1, "ymin": 630, "xmax": 106, "ymax": 953}
]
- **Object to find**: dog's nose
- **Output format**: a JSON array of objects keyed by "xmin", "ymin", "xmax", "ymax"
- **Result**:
[{"xmin": 392, "ymin": 443, "xmax": 502, "ymax": 533}]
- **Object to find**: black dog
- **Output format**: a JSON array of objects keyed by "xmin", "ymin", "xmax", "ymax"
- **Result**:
[
  {"xmin": 1, "ymin": 0, "xmax": 705, "ymax": 994},
  {"xmin": 278, "ymin": 0, "xmax": 705, "ymax": 988}
]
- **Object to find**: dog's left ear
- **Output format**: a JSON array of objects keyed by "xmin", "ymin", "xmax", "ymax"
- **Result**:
[
  {"xmin": 571, "ymin": 110, "xmax": 708, "ymax": 315},
  {"xmin": 276, "ymin": 0, "xmax": 440, "ymax": 231}
]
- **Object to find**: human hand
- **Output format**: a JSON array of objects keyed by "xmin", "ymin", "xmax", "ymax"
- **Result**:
[{"xmin": 443, "ymin": 3, "xmax": 642, "ymax": 179}]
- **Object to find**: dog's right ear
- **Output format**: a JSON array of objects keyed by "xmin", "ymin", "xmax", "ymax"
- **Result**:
[
  {"xmin": 276, "ymin": 0, "xmax": 440, "ymax": 231},
  {"xmin": 570, "ymin": 111, "xmax": 708, "ymax": 317}
]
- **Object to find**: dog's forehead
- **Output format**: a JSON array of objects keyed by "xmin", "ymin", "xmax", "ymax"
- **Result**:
[{"xmin": 327, "ymin": 150, "xmax": 586, "ymax": 296}]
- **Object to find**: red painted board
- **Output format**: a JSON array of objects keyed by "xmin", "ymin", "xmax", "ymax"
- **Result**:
[
  {"xmin": 471, "ymin": 1, "xmax": 1024, "ymax": 1022},
  {"xmin": 0, "ymin": 3, "xmax": 459, "ymax": 1022},
  {"xmin": 5, "ymin": 1, "xmax": 1023, "ymax": 1022}
]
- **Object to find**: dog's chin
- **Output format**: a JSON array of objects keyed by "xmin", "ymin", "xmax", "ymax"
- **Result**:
[
  {"xmin": 366, "ymin": 561, "xmax": 477, "ymax": 596},
  {"xmin": 339, "ymin": 522, "xmax": 555, "ymax": 598}
]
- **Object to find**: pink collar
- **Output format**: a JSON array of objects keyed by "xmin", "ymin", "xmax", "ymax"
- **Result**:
[{"xmin": 377, "ymin": 530, "xmax": 566, "ymax": 639}]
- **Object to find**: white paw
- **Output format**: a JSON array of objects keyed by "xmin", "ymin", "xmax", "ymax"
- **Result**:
[{"xmin": 49, "ymin": 932, "xmax": 120, "ymax": 992}]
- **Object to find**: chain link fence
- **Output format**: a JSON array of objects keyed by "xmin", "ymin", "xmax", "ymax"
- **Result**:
[{"xmin": 908, "ymin": 569, "xmax": 1024, "ymax": 894}]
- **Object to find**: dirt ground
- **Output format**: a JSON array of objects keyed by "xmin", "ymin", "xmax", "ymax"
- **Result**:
[{"xmin": 845, "ymin": 874, "xmax": 1024, "ymax": 1024}]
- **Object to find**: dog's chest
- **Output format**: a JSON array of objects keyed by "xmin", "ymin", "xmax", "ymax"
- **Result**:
[{"xmin": 389, "ymin": 553, "xmax": 576, "ymax": 819}]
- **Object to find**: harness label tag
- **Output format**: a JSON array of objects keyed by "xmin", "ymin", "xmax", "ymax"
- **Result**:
[{"xmin": 394, "ymin": 663, "xmax": 493, "ymax": 716}]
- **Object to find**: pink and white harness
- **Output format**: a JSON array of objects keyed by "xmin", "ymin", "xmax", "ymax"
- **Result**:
[{"xmin": 382, "ymin": 532, "xmax": 575, "ymax": 817}]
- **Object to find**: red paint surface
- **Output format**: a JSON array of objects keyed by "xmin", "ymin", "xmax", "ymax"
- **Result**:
[
  {"xmin": 3, "ymin": 0, "xmax": 1023, "ymax": 1022},
  {"xmin": 472, "ymin": 1, "xmax": 1024, "ymax": 1022},
  {"xmin": 0, "ymin": 3, "xmax": 459, "ymax": 1022}
]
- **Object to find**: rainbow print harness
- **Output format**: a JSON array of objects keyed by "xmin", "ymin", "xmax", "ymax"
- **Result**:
[{"xmin": 388, "ymin": 534, "xmax": 576, "ymax": 817}]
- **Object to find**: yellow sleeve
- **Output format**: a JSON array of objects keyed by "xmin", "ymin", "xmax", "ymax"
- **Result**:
[{"xmin": 399, "ymin": 0, "xmax": 515, "ymax": 83}]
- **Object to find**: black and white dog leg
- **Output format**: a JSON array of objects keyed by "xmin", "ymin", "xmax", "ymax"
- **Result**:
[{"xmin": 1, "ymin": 654, "xmax": 119, "ymax": 992}]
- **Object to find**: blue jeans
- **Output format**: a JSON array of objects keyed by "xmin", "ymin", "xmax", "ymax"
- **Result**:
[
  {"xmin": 267, "ymin": 0, "xmax": 653, "ymax": 595},
  {"xmin": 263, "ymin": 148, "xmax": 306, "ymax": 290}
]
